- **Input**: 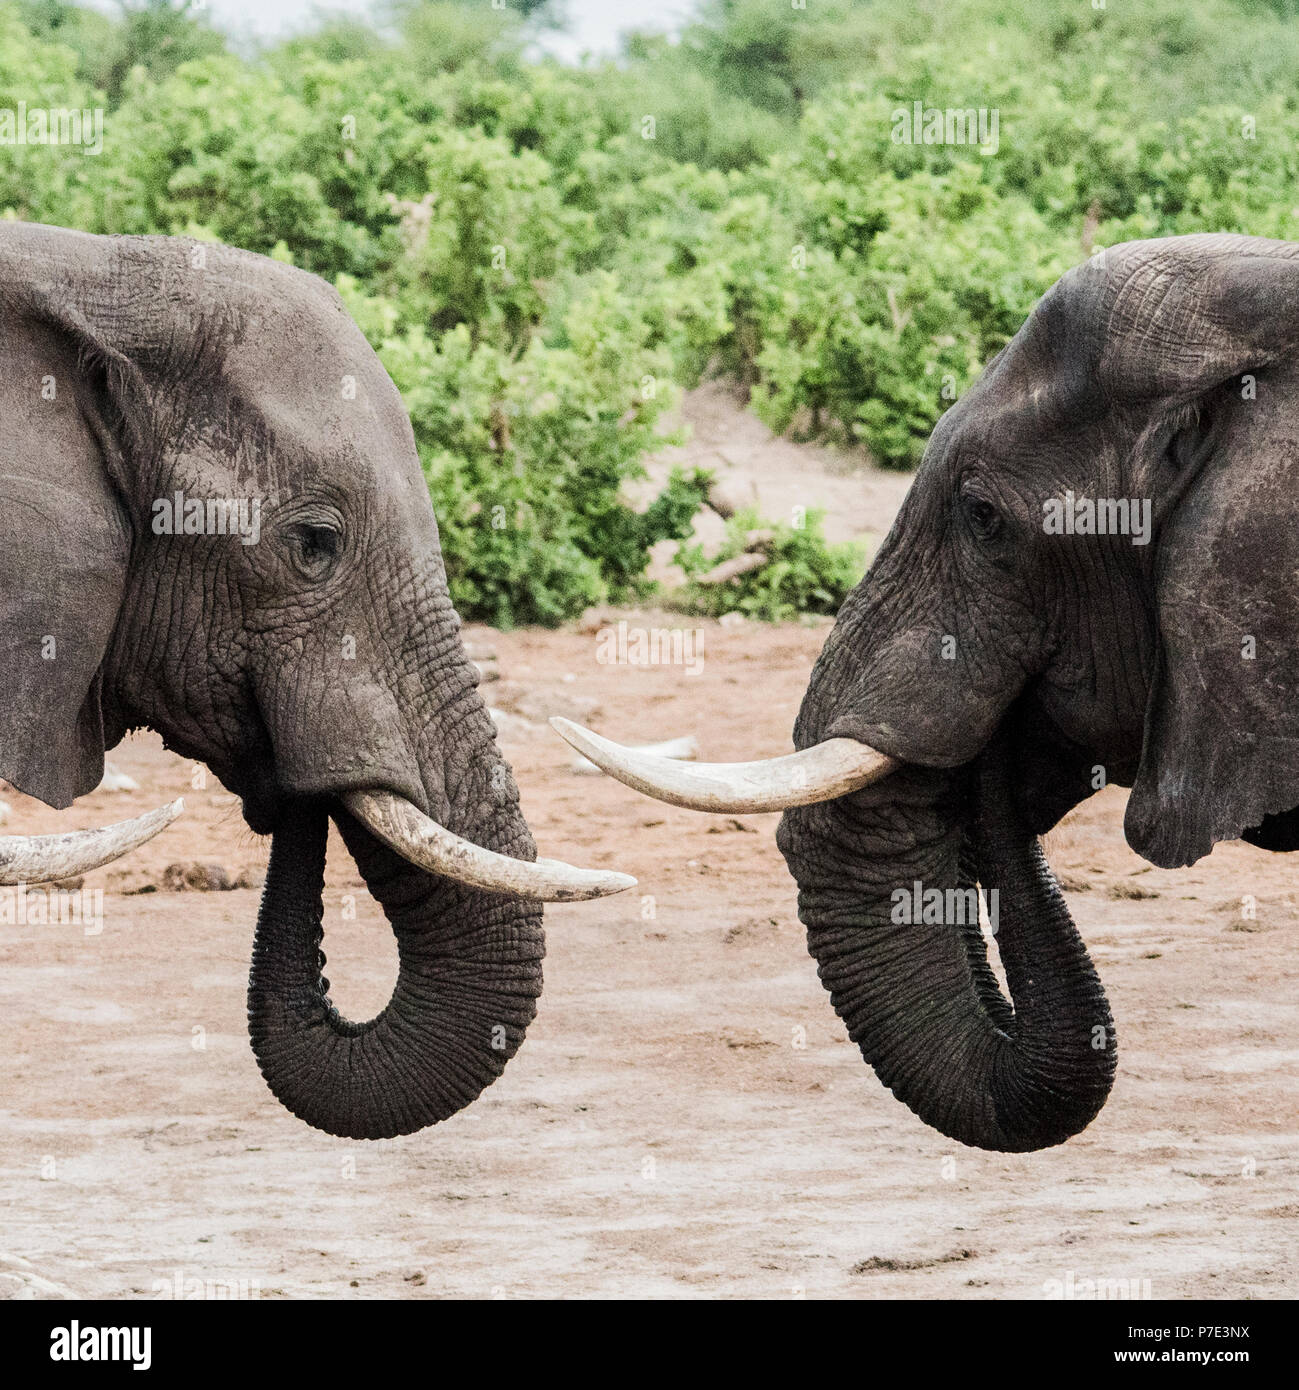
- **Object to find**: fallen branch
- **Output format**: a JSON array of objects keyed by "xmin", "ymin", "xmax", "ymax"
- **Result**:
[{"xmin": 695, "ymin": 551, "xmax": 768, "ymax": 585}]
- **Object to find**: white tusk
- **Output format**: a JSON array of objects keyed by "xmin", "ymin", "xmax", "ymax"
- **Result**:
[
  {"xmin": 549, "ymin": 717, "xmax": 898, "ymax": 813},
  {"xmin": 570, "ymin": 734, "xmax": 698, "ymax": 776},
  {"xmin": 341, "ymin": 790, "xmax": 636, "ymax": 902},
  {"xmin": 0, "ymin": 799, "xmax": 185, "ymax": 885}
]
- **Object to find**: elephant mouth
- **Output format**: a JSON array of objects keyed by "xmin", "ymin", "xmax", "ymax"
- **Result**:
[
  {"xmin": 237, "ymin": 767, "xmax": 634, "ymax": 904},
  {"xmin": 218, "ymin": 683, "xmax": 639, "ymax": 902}
]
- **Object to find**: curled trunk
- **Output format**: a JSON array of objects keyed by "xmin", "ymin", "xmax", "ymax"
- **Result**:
[
  {"xmin": 247, "ymin": 801, "xmax": 544, "ymax": 1140},
  {"xmin": 776, "ymin": 750, "xmax": 1115, "ymax": 1152}
]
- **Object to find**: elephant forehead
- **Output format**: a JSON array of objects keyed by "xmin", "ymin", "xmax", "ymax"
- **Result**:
[
  {"xmin": 222, "ymin": 337, "xmax": 425, "ymax": 499},
  {"xmin": 930, "ymin": 307, "xmax": 1111, "ymax": 476},
  {"xmin": 131, "ymin": 242, "xmax": 431, "ymax": 517},
  {"xmin": 226, "ymin": 319, "xmax": 400, "ymax": 440}
]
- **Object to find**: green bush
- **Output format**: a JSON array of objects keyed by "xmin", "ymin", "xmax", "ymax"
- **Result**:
[
  {"xmin": 339, "ymin": 274, "xmax": 709, "ymax": 627},
  {"xmin": 675, "ymin": 509, "xmax": 865, "ymax": 623},
  {"xmin": 708, "ymin": 162, "xmax": 1070, "ymax": 468}
]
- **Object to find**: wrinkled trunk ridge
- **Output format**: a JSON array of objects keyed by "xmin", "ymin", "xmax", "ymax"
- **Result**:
[
  {"xmin": 777, "ymin": 751, "xmax": 1115, "ymax": 1152},
  {"xmin": 247, "ymin": 801, "xmax": 545, "ymax": 1140}
]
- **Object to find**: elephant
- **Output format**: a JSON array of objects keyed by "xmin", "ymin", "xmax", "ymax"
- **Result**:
[
  {"xmin": 1, "ymin": 220, "xmax": 633, "ymax": 1141},
  {"xmin": 554, "ymin": 233, "xmax": 1299, "ymax": 1152}
]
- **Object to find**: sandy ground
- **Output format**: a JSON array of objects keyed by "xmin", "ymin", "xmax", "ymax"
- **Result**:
[
  {"xmin": 1, "ymin": 613, "xmax": 1297, "ymax": 1300},
  {"xmin": 2, "ymin": 395, "xmax": 1296, "ymax": 1300},
  {"xmin": 644, "ymin": 380, "xmax": 914, "ymax": 546}
]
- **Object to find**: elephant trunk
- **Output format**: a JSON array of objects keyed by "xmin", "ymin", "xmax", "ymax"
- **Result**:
[
  {"xmin": 247, "ymin": 800, "xmax": 544, "ymax": 1140},
  {"xmin": 776, "ymin": 748, "xmax": 1115, "ymax": 1152}
]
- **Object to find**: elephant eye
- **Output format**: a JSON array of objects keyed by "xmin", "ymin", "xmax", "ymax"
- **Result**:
[
  {"xmin": 961, "ymin": 491, "xmax": 1001, "ymax": 540},
  {"xmin": 288, "ymin": 522, "xmax": 342, "ymax": 580}
]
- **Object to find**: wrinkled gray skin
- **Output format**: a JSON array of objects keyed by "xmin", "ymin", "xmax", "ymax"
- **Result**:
[
  {"xmin": 0, "ymin": 221, "xmax": 543, "ymax": 1140},
  {"xmin": 778, "ymin": 234, "xmax": 1299, "ymax": 1152}
]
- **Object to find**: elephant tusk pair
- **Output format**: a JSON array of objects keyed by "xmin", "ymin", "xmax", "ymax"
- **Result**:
[
  {"xmin": 548, "ymin": 717, "xmax": 898, "ymax": 813},
  {"xmin": 341, "ymin": 791, "xmax": 637, "ymax": 901},
  {"xmin": 0, "ymin": 799, "xmax": 186, "ymax": 885},
  {"xmin": 2, "ymin": 717, "xmax": 886, "ymax": 897},
  {"xmin": 1, "ymin": 786, "xmax": 634, "ymax": 901}
]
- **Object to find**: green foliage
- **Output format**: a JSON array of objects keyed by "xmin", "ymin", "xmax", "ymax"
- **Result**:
[
  {"xmin": 681, "ymin": 0, "xmax": 884, "ymax": 120},
  {"xmin": 698, "ymin": 157, "xmax": 1070, "ymax": 467},
  {"xmin": 5, "ymin": 0, "xmax": 1299, "ymax": 619},
  {"xmin": 339, "ymin": 274, "xmax": 708, "ymax": 627},
  {"xmin": 386, "ymin": 1, "xmax": 525, "ymax": 78},
  {"xmin": 676, "ymin": 509, "xmax": 865, "ymax": 623},
  {"xmin": 18, "ymin": 0, "xmax": 224, "ymax": 105}
]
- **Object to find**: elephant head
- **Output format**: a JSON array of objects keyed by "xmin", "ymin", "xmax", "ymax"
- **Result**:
[
  {"xmin": 0, "ymin": 221, "xmax": 633, "ymax": 1140},
  {"xmin": 555, "ymin": 233, "xmax": 1299, "ymax": 1151}
]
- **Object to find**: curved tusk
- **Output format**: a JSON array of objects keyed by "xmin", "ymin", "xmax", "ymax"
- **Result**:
[
  {"xmin": 341, "ymin": 791, "xmax": 636, "ymax": 902},
  {"xmin": 549, "ymin": 717, "xmax": 899, "ymax": 813},
  {"xmin": 0, "ymin": 799, "xmax": 185, "ymax": 885}
]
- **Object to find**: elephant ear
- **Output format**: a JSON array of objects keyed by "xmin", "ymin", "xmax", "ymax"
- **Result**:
[
  {"xmin": 1107, "ymin": 237, "xmax": 1299, "ymax": 867},
  {"xmin": 0, "ymin": 310, "xmax": 133, "ymax": 809}
]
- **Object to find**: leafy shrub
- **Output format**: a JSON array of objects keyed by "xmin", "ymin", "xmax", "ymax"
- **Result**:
[
  {"xmin": 674, "ymin": 509, "xmax": 865, "ymax": 623},
  {"xmin": 339, "ymin": 275, "xmax": 710, "ymax": 627}
]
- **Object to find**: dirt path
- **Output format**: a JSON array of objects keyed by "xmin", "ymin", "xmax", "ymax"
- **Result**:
[
  {"xmin": 2, "ymin": 613, "xmax": 1297, "ymax": 1299},
  {"xmin": 638, "ymin": 382, "xmax": 915, "ymax": 581}
]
